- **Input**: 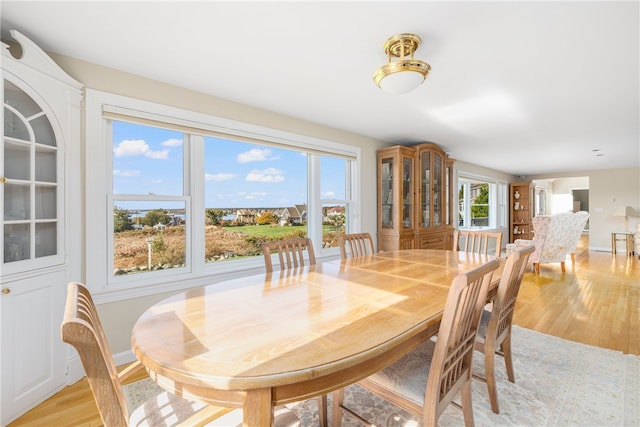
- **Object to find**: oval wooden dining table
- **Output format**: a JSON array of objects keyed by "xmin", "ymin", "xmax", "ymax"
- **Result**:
[{"xmin": 131, "ymin": 249, "xmax": 502, "ymax": 426}]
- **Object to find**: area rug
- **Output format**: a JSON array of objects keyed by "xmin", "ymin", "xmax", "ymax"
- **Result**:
[{"xmin": 124, "ymin": 326, "xmax": 639, "ymax": 426}]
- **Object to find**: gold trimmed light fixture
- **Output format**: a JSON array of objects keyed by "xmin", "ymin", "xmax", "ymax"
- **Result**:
[{"xmin": 373, "ymin": 33, "xmax": 431, "ymax": 94}]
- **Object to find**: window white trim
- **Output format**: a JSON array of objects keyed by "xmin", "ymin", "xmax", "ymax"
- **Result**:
[
  {"xmin": 85, "ymin": 89, "xmax": 361, "ymax": 303},
  {"xmin": 457, "ymin": 171, "xmax": 507, "ymax": 231}
]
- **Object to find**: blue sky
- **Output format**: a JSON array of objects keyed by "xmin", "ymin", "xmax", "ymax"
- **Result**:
[{"xmin": 112, "ymin": 121, "xmax": 346, "ymax": 209}]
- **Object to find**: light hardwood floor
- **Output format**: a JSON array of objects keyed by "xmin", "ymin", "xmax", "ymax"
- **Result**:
[{"xmin": 9, "ymin": 235, "xmax": 639, "ymax": 426}]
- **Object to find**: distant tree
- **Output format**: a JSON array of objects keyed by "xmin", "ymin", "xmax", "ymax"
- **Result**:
[
  {"xmin": 205, "ymin": 208, "xmax": 227, "ymax": 226},
  {"xmin": 142, "ymin": 209, "xmax": 170, "ymax": 227},
  {"xmin": 113, "ymin": 207, "xmax": 133, "ymax": 232},
  {"xmin": 257, "ymin": 211, "xmax": 278, "ymax": 225},
  {"xmin": 471, "ymin": 184, "xmax": 489, "ymax": 219}
]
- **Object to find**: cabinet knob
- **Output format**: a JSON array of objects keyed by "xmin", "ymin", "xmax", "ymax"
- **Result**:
[
  {"xmin": 0, "ymin": 177, "xmax": 6, "ymax": 183},
  {"xmin": 2, "ymin": 288, "xmax": 11, "ymax": 295}
]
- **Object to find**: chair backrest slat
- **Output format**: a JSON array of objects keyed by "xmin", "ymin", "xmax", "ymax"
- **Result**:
[
  {"xmin": 262, "ymin": 238, "xmax": 316, "ymax": 272},
  {"xmin": 337, "ymin": 232, "xmax": 375, "ymax": 259},
  {"xmin": 453, "ymin": 230, "xmax": 503, "ymax": 257}
]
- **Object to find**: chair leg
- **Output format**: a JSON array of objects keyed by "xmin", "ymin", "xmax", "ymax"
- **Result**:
[
  {"xmin": 318, "ymin": 395, "xmax": 327, "ymax": 427},
  {"xmin": 502, "ymin": 336, "xmax": 515, "ymax": 383},
  {"xmin": 460, "ymin": 380, "xmax": 475, "ymax": 427},
  {"xmin": 484, "ymin": 348, "xmax": 500, "ymax": 414},
  {"xmin": 534, "ymin": 263, "xmax": 540, "ymax": 274},
  {"xmin": 332, "ymin": 389, "xmax": 344, "ymax": 426},
  {"xmin": 560, "ymin": 261, "xmax": 565, "ymax": 272}
]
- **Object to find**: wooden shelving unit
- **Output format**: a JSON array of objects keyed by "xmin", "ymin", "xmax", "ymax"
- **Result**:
[{"xmin": 509, "ymin": 182, "xmax": 535, "ymax": 242}]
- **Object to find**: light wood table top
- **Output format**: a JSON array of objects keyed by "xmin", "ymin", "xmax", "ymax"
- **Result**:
[{"xmin": 131, "ymin": 249, "xmax": 501, "ymax": 426}]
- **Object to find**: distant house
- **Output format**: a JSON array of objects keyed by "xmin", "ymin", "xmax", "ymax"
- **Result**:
[
  {"xmin": 324, "ymin": 206, "xmax": 345, "ymax": 216},
  {"xmin": 280, "ymin": 204, "xmax": 307, "ymax": 225},
  {"xmin": 236, "ymin": 209, "xmax": 256, "ymax": 224},
  {"xmin": 153, "ymin": 223, "xmax": 167, "ymax": 231}
]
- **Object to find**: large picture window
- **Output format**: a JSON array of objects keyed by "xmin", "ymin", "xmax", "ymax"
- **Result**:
[{"xmin": 86, "ymin": 90, "xmax": 360, "ymax": 298}]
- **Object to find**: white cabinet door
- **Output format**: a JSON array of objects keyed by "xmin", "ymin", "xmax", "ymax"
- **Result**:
[{"xmin": 1, "ymin": 269, "xmax": 67, "ymax": 424}]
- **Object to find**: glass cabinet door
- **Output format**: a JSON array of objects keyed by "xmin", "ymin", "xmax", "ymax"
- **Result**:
[
  {"xmin": 380, "ymin": 157, "xmax": 393, "ymax": 229},
  {"xmin": 420, "ymin": 150, "xmax": 431, "ymax": 227},
  {"xmin": 3, "ymin": 79, "xmax": 59, "ymax": 264},
  {"xmin": 445, "ymin": 159, "xmax": 453, "ymax": 226},
  {"xmin": 433, "ymin": 152, "xmax": 442, "ymax": 227},
  {"xmin": 401, "ymin": 156, "xmax": 413, "ymax": 229}
]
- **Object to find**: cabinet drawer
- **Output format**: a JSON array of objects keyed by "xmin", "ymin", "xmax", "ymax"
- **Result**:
[{"xmin": 419, "ymin": 234, "xmax": 446, "ymax": 249}]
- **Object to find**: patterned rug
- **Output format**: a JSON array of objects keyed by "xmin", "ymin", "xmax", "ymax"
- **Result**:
[{"xmin": 124, "ymin": 326, "xmax": 640, "ymax": 426}]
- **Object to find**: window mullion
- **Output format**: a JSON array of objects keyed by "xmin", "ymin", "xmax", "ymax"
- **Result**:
[
  {"xmin": 307, "ymin": 154, "xmax": 321, "ymax": 252},
  {"xmin": 190, "ymin": 134, "xmax": 205, "ymax": 274}
]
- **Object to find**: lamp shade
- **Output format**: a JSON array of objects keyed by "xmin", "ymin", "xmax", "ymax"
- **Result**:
[
  {"xmin": 377, "ymin": 68, "xmax": 426, "ymax": 94},
  {"xmin": 612, "ymin": 205, "xmax": 637, "ymax": 217}
]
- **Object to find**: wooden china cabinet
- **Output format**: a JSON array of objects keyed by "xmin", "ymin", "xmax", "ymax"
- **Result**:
[{"xmin": 377, "ymin": 143, "xmax": 455, "ymax": 251}]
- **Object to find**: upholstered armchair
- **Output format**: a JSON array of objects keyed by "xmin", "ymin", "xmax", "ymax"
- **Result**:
[
  {"xmin": 507, "ymin": 211, "xmax": 589, "ymax": 274},
  {"xmin": 565, "ymin": 211, "xmax": 590, "ymax": 262}
]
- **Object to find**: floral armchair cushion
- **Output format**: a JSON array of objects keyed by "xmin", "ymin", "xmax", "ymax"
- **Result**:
[
  {"xmin": 566, "ymin": 211, "xmax": 589, "ymax": 256},
  {"xmin": 507, "ymin": 211, "xmax": 589, "ymax": 267}
]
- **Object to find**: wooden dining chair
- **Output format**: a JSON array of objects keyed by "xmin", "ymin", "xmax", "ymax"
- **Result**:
[
  {"xmin": 261, "ymin": 237, "xmax": 327, "ymax": 426},
  {"xmin": 261, "ymin": 237, "xmax": 316, "ymax": 273},
  {"xmin": 337, "ymin": 232, "xmax": 375, "ymax": 259},
  {"xmin": 473, "ymin": 244, "xmax": 535, "ymax": 414},
  {"xmin": 332, "ymin": 258, "xmax": 500, "ymax": 427},
  {"xmin": 453, "ymin": 229, "xmax": 503, "ymax": 257},
  {"xmin": 61, "ymin": 282, "xmax": 300, "ymax": 427}
]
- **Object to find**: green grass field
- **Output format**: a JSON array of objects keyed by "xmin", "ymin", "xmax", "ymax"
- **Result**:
[
  {"xmin": 222, "ymin": 224, "xmax": 341, "ymax": 238},
  {"xmin": 222, "ymin": 224, "xmax": 306, "ymax": 237}
]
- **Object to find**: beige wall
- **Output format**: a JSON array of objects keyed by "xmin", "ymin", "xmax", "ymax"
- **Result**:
[{"xmin": 50, "ymin": 54, "xmax": 388, "ymax": 354}]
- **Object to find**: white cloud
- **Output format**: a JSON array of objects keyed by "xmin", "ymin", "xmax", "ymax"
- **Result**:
[
  {"xmin": 245, "ymin": 168, "xmax": 285, "ymax": 183},
  {"xmin": 322, "ymin": 191, "xmax": 336, "ymax": 199},
  {"xmin": 113, "ymin": 169, "xmax": 141, "ymax": 177},
  {"xmin": 205, "ymin": 173, "xmax": 236, "ymax": 182},
  {"xmin": 113, "ymin": 139, "xmax": 169, "ymax": 159},
  {"xmin": 144, "ymin": 149, "xmax": 170, "ymax": 160},
  {"xmin": 244, "ymin": 192, "xmax": 267, "ymax": 200},
  {"xmin": 237, "ymin": 148, "xmax": 277, "ymax": 163},
  {"xmin": 151, "ymin": 179, "xmax": 163, "ymax": 184},
  {"xmin": 161, "ymin": 138, "xmax": 183, "ymax": 147}
]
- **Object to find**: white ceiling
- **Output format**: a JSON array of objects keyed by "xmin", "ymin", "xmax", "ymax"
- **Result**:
[{"xmin": 2, "ymin": 1, "xmax": 638, "ymax": 176}]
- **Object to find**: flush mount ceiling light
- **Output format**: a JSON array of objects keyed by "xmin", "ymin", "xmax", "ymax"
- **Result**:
[{"xmin": 373, "ymin": 33, "xmax": 431, "ymax": 94}]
